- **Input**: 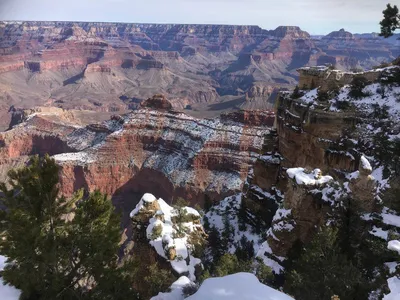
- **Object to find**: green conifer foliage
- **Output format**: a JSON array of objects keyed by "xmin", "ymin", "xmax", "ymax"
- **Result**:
[
  {"xmin": 380, "ymin": 4, "xmax": 400, "ymax": 38},
  {"xmin": 0, "ymin": 155, "xmax": 136, "ymax": 300},
  {"xmin": 285, "ymin": 226, "xmax": 363, "ymax": 300}
]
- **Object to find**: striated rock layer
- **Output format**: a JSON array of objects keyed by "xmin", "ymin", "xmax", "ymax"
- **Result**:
[{"xmin": 0, "ymin": 107, "xmax": 273, "ymax": 212}]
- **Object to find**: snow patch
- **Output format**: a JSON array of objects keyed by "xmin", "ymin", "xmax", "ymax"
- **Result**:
[
  {"xmin": 383, "ymin": 276, "xmax": 400, "ymax": 300},
  {"xmin": 382, "ymin": 213, "xmax": 400, "ymax": 228},
  {"xmin": 287, "ymin": 168, "xmax": 333, "ymax": 186},
  {"xmin": 361, "ymin": 155, "xmax": 372, "ymax": 172},
  {"xmin": 186, "ymin": 273, "xmax": 294, "ymax": 300},
  {"xmin": 53, "ymin": 151, "xmax": 95, "ymax": 164},
  {"xmin": 205, "ymin": 193, "xmax": 262, "ymax": 254},
  {"xmin": 256, "ymin": 241, "xmax": 284, "ymax": 274},
  {"xmin": 388, "ymin": 240, "xmax": 400, "ymax": 255},
  {"xmin": 369, "ymin": 226, "xmax": 388, "ymax": 240},
  {"xmin": 150, "ymin": 276, "xmax": 191, "ymax": 300}
]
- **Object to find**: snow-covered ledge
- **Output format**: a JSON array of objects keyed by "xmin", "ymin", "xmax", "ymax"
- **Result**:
[{"xmin": 287, "ymin": 168, "xmax": 333, "ymax": 186}]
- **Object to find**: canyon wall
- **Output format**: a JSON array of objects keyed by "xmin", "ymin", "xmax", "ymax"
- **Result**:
[{"xmin": 0, "ymin": 103, "xmax": 274, "ymax": 215}]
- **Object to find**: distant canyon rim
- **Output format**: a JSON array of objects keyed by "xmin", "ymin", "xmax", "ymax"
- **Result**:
[{"xmin": 0, "ymin": 21, "xmax": 399, "ymax": 130}]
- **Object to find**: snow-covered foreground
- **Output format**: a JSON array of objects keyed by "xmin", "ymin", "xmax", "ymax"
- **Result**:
[
  {"xmin": 186, "ymin": 273, "xmax": 293, "ymax": 300},
  {"xmin": 0, "ymin": 256, "xmax": 21, "ymax": 300}
]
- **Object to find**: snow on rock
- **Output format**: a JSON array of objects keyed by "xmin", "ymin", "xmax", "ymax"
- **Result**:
[
  {"xmin": 186, "ymin": 272, "xmax": 294, "ymax": 300},
  {"xmin": 142, "ymin": 193, "xmax": 157, "ymax": 203},
  {"xmin": 299, "ymin": 88, "xmax": 318, "ymax": 105},
  {"xmin": 256, "ymin": 241, "xmax": 285, "ymax": 274},
  {"xmin": 0, "ymin": 256, "xmax": 21, "ymax": 300},
  {"xmin": 369, "ymin": 226, "xmax": 389, "ymax": 240},
  {"xmin": 385, "ymin": 262, "xmax": 399, "ymax": 274},
  {"xmin": 388, "ymin": 240, "xmax": 400, "ymax": 255},
  {"xmin": 372, "ymin": 166, "xmax": 390, "ymax": 198},
  {"xmin": 205, "ymin": 193, "xmax": 261, "ymax": 254},
  {"xmin": 130, "ymin": 193, "xmax": 205, "ymax": 281},
  {"xmin": 382, "ymin": 213, "xmax": 400, "ymax": 228},
  {"xmin": 204, "ymin": 192, "xmax": 287, "ymax": 274},
  {"xmin": 271, "ymin": 208, "xmax": 295, "ymax": 233},
  {"xmin": 383, "ymin": 276, "xmax": 400, "ymax": 300},
  {"xmin": 53, "ymin": 151, "xmax": 96, "ymax": 165},
  {"xmin": 129, "ymin": 193, "xmax": 157, "ymax": 218},
  {"xmin": 150, "ymin": 276, "xmax": 191, "ymax": 300},
  {"xmin": 183, "ymin": 207, "xmax": 200, "ymax": 217},
  {"xmin": 273, "ymin": 208, "xmax": 292, "ymax": 222},
  {"xmin": 331, "ymin": 79, "xmax": 400, "ymax": 118},
  {"xmin": 360, "ymin": 155, "xmax": 372, "ymax": 172},
  {"xmin": 287, "ymin": 168, "xmax": 333, "ymax": 186}
]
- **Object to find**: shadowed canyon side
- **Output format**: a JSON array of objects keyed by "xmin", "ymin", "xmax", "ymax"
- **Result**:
[{"xmin": 0, "ymin": 21, "xmax": 399, "ymax": 129}]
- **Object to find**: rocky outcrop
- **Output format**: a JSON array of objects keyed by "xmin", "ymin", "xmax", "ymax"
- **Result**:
[
  {"xmin": 130, "ymin": 193, "xmax": 206, "ymax": 280},
  {"xmin": 140, "ymin": 94, "xmax": 173, "ymax": 111},
  {"xmin": 276, "ymin": 92, "xmax": 358, "ymax": 172},
  {"xmin": 323, "ymin": 28, "xmax": 355, "ymax": 41},
  {"xmin": 348, "ymin": 156, "xmax": 377, "ymax": 212},
  {"xmin": 270, "ymin": 26, "xmax": 311, "ymax": 39},
  {"xmin": 297, "ymin": 65, "xmax": 383, "ymax": 91},
  {"xmin": 248, "ymin": 64, "xmax": 400, "ymax": 277},
  {"xmin": 220, "ymin": 110, "xmax": 275, "ymax": 127}
]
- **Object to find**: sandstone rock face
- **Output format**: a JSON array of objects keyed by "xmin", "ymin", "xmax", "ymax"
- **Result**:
[
  {"xmin": 276, "ymin": 93, "xmax": 358, "ymax": 172},
  {"xmin": 55, "ymin": 109, "xmax": 270, "ymax": 205},
  {"xmin": 267, "ymin": 169, "xmax": 338, "ymax": 257}
]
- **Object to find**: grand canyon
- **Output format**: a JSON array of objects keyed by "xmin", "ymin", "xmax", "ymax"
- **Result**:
[
  {"xmin": 0, "ymin": 13, "xmax": 400, "ymax": 300},
  {"xmin": 0, "ymin": 21, "xmax": 399, "ymax": 129}
]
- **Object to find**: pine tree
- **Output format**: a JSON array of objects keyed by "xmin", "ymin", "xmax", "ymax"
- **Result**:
[
  {"xmin": 203, "ymin": 194, "xmax": 213, "ymax": 212},
  {"xmin": 213, "ymin": 253, "xmax": 251, "ymax": 277},
  {"xmin": 144, "ymin": 263, "xmax": 174, "ymax": 298},
  {"xmin": 285, "ymin": 226, "xmax": 363, "ymax": 300},
  {"xmin": 0, "ymin": 155, "xmax": 136, "ymax": 300},
  {"xmin": 235, "ymin": 235, "xmax": 254, "ymax": 261},
  {"xmin": 220, "ymin": 208, "xmax": 234, "ymax": 252},
  {"xmin": 379, "ymin": 4, "xmax": 400, "ymax": 38},
  {"xmin": 207, "ymin": 225, "xmax": 224, "ymax": 260},
  {"xmin": 349, "ymin": 75, "xmax": 368, "ymax": 99},
  {"xmin": 338, "ymin": 197, "xmax": 397, "ymax": 298},
  {"xmin": 291, "ymin": 85, "xmax": 303, "ymax": 99}
]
